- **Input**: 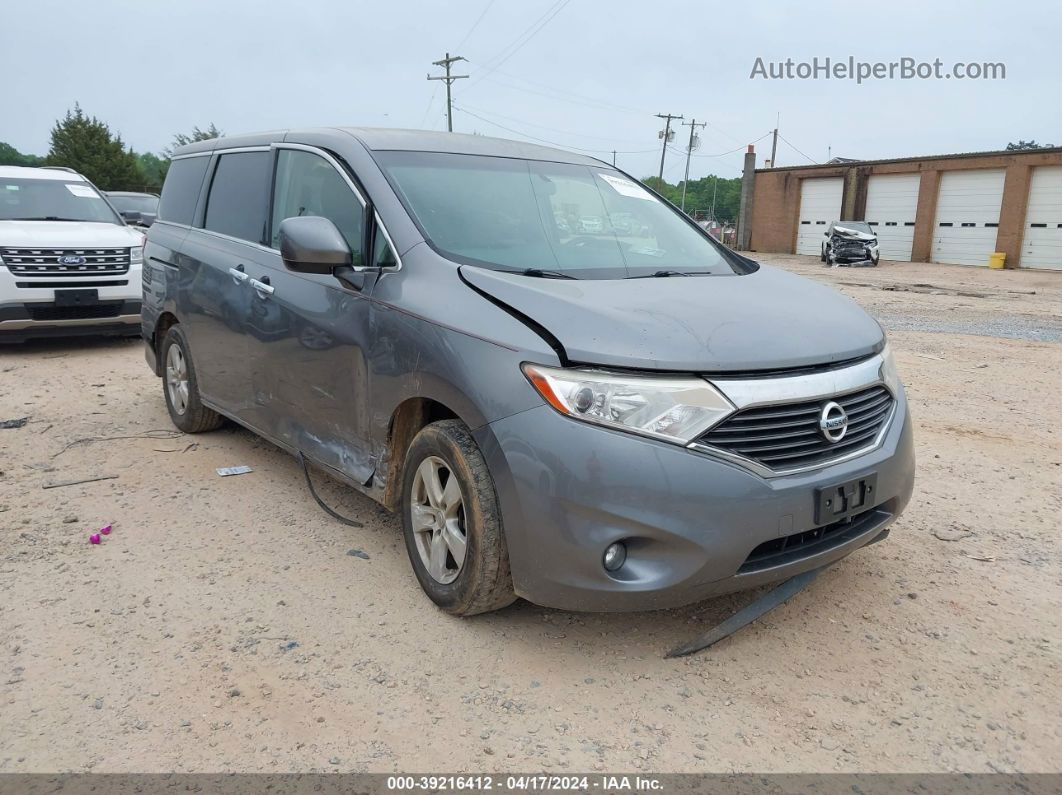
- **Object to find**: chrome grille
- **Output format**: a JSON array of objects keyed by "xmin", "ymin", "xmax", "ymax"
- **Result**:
[
  {"xmin": 1, "ymin": 247, "xmax": 131, "ymax": 277},
  {"xmin": 698, "ymin": 385, "xmax": 894, "ymax": 471}
]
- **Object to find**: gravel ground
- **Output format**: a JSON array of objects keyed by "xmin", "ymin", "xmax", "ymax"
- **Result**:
[{"xmin": 1, "ymin": 255, "xmax": 1060, "ymax": 774}]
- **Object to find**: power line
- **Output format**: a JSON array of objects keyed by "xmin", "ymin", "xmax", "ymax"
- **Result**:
[
  {"xmin": 465, "ymin": 0, "xmax": 572, "ymax": 89},
  {"xmin": 455, "ymin": 101, "xmax": 654, "ymax": 146},
  {"xmin": 777, "ymin": 132, "xmax": 818, "ymax": 164},
  {"xmin": 455, "ymin": 0, "xmax": 498, "ymax": 49},
  {"xmin": 452, "ymin": 104, "xmax": 655, "ymax": 155}
]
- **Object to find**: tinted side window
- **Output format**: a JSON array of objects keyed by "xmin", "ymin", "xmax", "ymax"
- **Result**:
[
  {"xmin": 271, "ymin": 149, "xmax": 364, "ymax": 264},
  {"xmin": 157, "ymin": 156, "xmax": 209, "ymax": 226},
  {"xmin": 203, "ymin": 151, "xmax": 271, "ymax": 243}
]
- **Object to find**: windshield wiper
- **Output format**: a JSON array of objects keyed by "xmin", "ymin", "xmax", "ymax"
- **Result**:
[
  {"xmin": 626, "ymin": 270, "xmax": 711, "ymax": 278},
  {"xmin": 7, "ymin": 216, "xmax": 84, "ymax": 222},
  {"xmin": 516, "ymin": 268, "xmax": 579, "ymax": 280}
]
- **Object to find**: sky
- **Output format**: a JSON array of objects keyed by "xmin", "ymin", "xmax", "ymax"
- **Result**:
[{"xmin": 2, "ymin": 0, "xmax": 1059, "ymax": 182}]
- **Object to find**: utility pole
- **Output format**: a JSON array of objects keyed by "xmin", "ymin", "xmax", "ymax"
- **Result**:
[
  {"xmin": 655, "ymin": 113, "xmax": 683, "ymax": 180},
  {"xmin": 680, "ymin": 118, "xmax": 706, "ymax": 212},
  {"xmin": 427, "ymin": 52, "xmax": 468, "ymax": 132},
  {"xmin": 611, "ymin": 150, "xmax": 617, "ymax": 167}
]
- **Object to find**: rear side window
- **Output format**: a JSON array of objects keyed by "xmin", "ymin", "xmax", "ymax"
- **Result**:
[
  {"xmin": 158, "ymin": 156, "xmax": 209, "ymax": 226},
  {"xmin": 203, "ymin": 151, "xmax": 271, "ymax": 243}
]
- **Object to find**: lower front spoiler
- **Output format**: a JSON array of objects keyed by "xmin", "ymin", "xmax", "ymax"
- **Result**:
[{"xmin": 0, "ymin": 301, "xmax": 141, "ymax": 343}]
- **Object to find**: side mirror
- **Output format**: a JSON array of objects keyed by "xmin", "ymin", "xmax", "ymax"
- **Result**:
[
  {"xmin": 139, "ymin": 212, "xmax": 156, "ymax": 228},
  {"xmin": 279, "ymin": 216, "xmax": 352, "ymax": 275},
  {"xmin": 120, "ymin": 210, "xmax": 142, "ymax": 225}
]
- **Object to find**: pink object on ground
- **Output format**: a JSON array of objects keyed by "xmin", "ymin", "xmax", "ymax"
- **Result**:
[
  {"xmin": 89, "ymin": 533, "xmax": 101, "ymax": 545},
  {"xmin": 100, "ymin": 525, "xmax": 112, "ymax": 535}
]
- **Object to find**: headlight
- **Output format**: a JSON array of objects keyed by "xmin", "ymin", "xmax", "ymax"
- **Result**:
[
  {"xmin": 522, "ymin": 363, "xmax": 735, "ymax": 444},
  {"xmin": 880, "ymin": 343, "xmax": 903, "ymax": 396},
  {"xmin": 129, "ymin": 246, "xmax": 144, "ymax": 265}
]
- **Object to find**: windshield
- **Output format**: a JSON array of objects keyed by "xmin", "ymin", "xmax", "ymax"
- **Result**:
[
  {"xmin": 107, "ymin": 194, "xmax": 159, "ymax": 214},
  {"xmin": 377, "ymin": 151, "xmax": 744, "ymax": 279},
  {"xmin": 0, "ymin": 177, "xmax": 121, "ymax": 224},
  {"xmin": 834, "ymin": 221, "xmax": 873, "ymax": 234}
]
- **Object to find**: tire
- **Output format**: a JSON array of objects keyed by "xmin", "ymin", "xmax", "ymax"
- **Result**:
[
  {"xmin": 820, "ymin": 245, "xmax": 827, "ymax": 263},
  {"xmin": 160, "ymin": 324, "xmax": 224, "ymax": 433},
  {"xmin": 400, "ymin": 419, "xmax": 516, "ymax": 616}
]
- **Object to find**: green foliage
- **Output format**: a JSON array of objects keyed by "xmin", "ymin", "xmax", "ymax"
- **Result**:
[
  {"xmin": 164, "ymin": 123, "xmax": 222, "ymax": 158},
  {"xmin": 1006, "ymin": 140, "xmax": 1056, "ymax": 150},
  {"xmin": 45, "ymin": 104, "xmax": 142, "ymax": 191},
  {"xmin": 642, "ymin": 174, "xmax": 742, "ymax": 222},
  {"xmin": 137, "ymin": 152, "xmax": 169, "ymax": 190},
  {"xmin": 0, "ymin": 142, "xmax": 45, "ymax": 167}
]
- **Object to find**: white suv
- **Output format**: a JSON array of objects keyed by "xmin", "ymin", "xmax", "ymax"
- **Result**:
[{"xmin": 0, "ymin": 166, "xmax": 145, "ymax": 342}]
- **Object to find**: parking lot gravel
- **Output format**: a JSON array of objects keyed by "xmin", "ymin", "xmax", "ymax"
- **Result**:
[{"xmin": 1, "ymin": 255, "xmax": 1059, "ymax": 774}]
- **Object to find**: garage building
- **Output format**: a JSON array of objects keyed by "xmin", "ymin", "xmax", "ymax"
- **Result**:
[{"xmin": 743, "ymin": 146, "xmax": 1062, "ymax": 269}]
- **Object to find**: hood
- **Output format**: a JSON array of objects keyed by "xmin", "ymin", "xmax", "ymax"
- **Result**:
[
  {"xmin": 460, "ymin": 264, "xmax": 884, "ymax": 372},
  {"xmin": 831, "ymin": 225, "xmax": 876, "ymax": 242},
  {"xmin": 0, "ymin": 221, "xmax": 143, "ymax": 248}
]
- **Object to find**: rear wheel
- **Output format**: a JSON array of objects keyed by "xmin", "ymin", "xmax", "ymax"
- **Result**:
[
  {"xmin": 401, "ymin": 420, "xmax": 516, "ymax": 616},
  {"xmin": 161, "ymin": 325, "xmax": 224, "ymax": 433}
]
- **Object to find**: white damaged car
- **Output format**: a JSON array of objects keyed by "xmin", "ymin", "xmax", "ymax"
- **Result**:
[{"xmin": 0, "ymin": 166, "xmax": 144, "ymax": 342}]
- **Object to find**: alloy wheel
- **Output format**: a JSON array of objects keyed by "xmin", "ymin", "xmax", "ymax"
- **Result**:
[
  {"xmin": 410, "ymin": 456, "xmax": 468, "ymax": 584},
  {"xmin": 166, "ymin": 344, "xmax": 190, "ymax": 415}
]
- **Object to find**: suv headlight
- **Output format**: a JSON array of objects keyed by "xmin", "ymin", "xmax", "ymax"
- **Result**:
[
  {"xmin": 522, "ymin": 363, "xmax": 735, "ymax": 444},
  {"xmin": 130, "ymin": 246, "xmax": 144, "ymax": 265},
  {"xmin": 880, "ymin": 343, "xmax": 903, "ymax": 396}
]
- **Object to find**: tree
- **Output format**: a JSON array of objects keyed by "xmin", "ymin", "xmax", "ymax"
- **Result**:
[
  {"xmin": 137, "ymin": 152, "xmax": 169, "ymax": 190},
  {"xmin": 0, "ymin": 142, "xmax": 45, "ymax": 167},
  {"xmin": 1006, "ymin": 140, "xmax": 1056, "ymax": 150},
  {"xmin": 44, "ymin": 104, "xmax": 142, "ymax": 190},
  {"xmin": 642, "ymin": 174, "xmax": 742, "ymax": 222},
  {"xmin": 164, "ymin": 123, "xmax": 222, "ymax": 158}
]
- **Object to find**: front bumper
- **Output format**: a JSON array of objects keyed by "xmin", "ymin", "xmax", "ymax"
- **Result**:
[
  {"xmin": 0, "ymin": 301, "xmax": 141, "ymax": 341},
  {"xmin": 0, "ymin": 263, "xmax": 142, "ymax": 341},
  {"xmin": 475, "ymin": 391, "xmax": 914, "ymax": 612}
]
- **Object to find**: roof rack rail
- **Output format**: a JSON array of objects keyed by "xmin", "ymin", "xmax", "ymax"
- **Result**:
[{"xmin": 40, "ymin": 166, "xmax": 80, "ymax": 174}]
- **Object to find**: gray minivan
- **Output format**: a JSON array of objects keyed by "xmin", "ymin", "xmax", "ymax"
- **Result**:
[{"xmin": 142, "ymin": 128, "xmax": 914, "ymax": 615}]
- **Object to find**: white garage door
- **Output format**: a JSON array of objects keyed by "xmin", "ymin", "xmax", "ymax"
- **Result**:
[
  {"xmin": 796, "ymin": 178, "xmax": 843, "ymax": 255},
  {"xmin": 931, "ymin": 169, "xmax": 1005, "ymax": 266},
  {"xmin": 865, "ymin": 173, "xmax": 920, "ymax": 261},
  {"xmin": 1020, "ymin": 165, "xmax": 1062, "ymax": 270}
]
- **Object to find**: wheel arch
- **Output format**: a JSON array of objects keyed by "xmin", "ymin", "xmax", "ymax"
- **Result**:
[
  {"xmin": 149, "ymin": 311, "xmax": 180, "ymax": 376},
  {"xmin": 379, "ymin": 396, "xmax": 462, "ymax": 511}
]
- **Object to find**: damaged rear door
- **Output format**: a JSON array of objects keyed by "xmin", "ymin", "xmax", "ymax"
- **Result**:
[{"xmin": 246, "ymin": 144, "xmax": 378, "ymax": 484}]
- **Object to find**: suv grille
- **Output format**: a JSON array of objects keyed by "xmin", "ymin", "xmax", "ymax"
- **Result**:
[
  {"xmin": 1, "ymin": 248, "xmax": 131, "ymax": 277},
  {"xmin": 698, "ymin": 385, "xmax": 894, "ymax": 471}
]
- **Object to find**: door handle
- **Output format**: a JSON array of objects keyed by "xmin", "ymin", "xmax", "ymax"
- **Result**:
[
  {"xmin": 250, "ymin": 277, "xmax": 274, "ymax": 299},
  {"xmin": 229, "ymin": 265, "xmax": 249, "ymax": 285}
]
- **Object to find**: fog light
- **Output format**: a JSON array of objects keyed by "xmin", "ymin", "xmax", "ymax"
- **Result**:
[{"xmin": 603, "ymin": 542, "xmax": 627, "ymax": 572}]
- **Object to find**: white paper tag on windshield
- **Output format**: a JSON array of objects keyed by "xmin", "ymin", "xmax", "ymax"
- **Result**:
[
  {"xmin": 598, "ymin": 173, "xmax": 654, "ymax": 201},
  {"xmin": 65, "ymin": 184, "xmax": 97, "ymax": 198}
]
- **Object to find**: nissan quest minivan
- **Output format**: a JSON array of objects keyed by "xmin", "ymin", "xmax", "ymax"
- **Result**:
[{"xmin": 143, "ymin": 128, "xmax": 914, "ymax": 616}]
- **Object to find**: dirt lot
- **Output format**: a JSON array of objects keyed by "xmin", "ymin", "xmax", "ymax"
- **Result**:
[{"xmin": 1, "ymin": 256, "xmax": 1060, "ymax": 774}]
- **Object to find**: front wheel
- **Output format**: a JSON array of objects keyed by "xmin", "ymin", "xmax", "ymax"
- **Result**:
[{"xmin": 401, "ymin": 420, "xmax": 516, "ymax": 616}]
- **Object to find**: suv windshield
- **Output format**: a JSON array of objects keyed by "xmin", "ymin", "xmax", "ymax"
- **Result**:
[
  {"xmin": 107, "ymin": 194, "xmax": 159, "ymax": 214},
  {"xmin": 0, "ymin": 177, "xmax": 122, "ymax": 224},
  {"xmin": 834, "ymin": 221, "xmax": 873, "ymax": 234},
  {"xmin": 377, "ymin": 151, "xmax": 745, "ymax": 279}
]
